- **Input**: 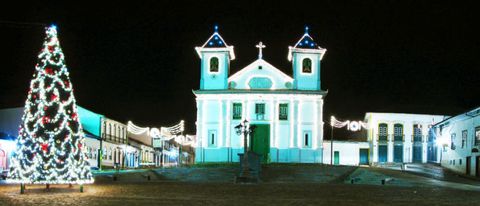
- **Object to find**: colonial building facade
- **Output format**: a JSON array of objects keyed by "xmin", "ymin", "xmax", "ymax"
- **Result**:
[
  {"xmin": 431, "ymin": 107, "xmax": 480, "ymax": 177},
  {"xmin": 364, "ymin": 112, "xmax": 447, "ymax": 164},
  {"xmin": 194, "ymin": 27, "xmax": 327, "ymax": 163}
]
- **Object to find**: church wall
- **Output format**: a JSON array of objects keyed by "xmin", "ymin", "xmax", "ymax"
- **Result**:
[
  {"xmin": 292, "ymin": 53, "xmax": 321, "ymax": 90},
  {"xmin": 194, "ymin": 94, "xmax": 324, "ymax": 163},
  {"xmin": 200, "ymin": 52, "xmax": 229, "ymax": 90}
]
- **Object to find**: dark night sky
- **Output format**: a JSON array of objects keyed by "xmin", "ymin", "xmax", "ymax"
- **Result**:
[{"xmin": 0, "ymin": 1, "xmax": 478, "ymax": 137}]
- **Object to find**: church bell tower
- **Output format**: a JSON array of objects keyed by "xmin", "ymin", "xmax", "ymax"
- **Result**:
[
  {"xmin": 288, "ymin": 26, "xmax": 326, "ymax": 90},
  {"xmin": 195, "ymin": 26, "xmax": 235, "ymax": 90}
]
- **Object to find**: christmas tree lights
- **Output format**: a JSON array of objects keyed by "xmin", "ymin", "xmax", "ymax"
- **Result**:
[{"xmin": 8, "ymin": 25, "xmax": 93, "ymax": 185}]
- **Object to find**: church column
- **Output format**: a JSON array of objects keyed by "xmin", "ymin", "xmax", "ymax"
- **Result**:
[
  {"xmin": 270, "ymin": 97, "xmax": 275, "ymax": 149},
  {"xmin": 226, "ymin": 99, "xmax": 231, "ymax": 147},
  {"xmin": 289, "ymin": 98, "xmax": 295, "ymax": 147},
  {"xmin": 226, "ymin": 98, "xmax": 232, "ymax": 162},
  {"xmin": 195, "ymin": 98, "xmax": 204, "ymax": 162},
  {"xmin": 218, "ymin": 98, "xmax": 224, "ymax": 147},
  {"xmin": 313, "ymin": 98, "xmax": 318, "ymax": 149},
  {"xmin": 243, "ymin": 98, "xmax": 249, "ymax": 146},
  {"xmin": 296, "ymin": 99, "xmax": 301, "ymax": 148}
]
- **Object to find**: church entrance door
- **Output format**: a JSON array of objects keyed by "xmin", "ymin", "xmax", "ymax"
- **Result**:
[{"xmin": 250, "ymin": 124, "xmax": 270, "ymax": 163}]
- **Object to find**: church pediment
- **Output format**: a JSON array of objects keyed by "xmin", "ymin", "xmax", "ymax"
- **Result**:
[{"xmin": 228, "ymin": 59, "xmax": 293, "ymax": 90}]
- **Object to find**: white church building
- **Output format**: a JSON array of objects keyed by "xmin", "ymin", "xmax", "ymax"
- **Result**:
[{"xmin": 194, "ymin": 27, "xmax": 327, "ymax": 163}]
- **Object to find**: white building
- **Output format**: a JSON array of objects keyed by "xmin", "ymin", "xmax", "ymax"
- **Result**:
[
  {"xmin": 323, "ymin": 140, "xmax": 370, "ymax": 166},
  {"xmin": 431, "ymin": 107, "xmax": 480, "ymax": 177},
  {"xmin": 364, "ymin": 112, "xmax": 448, "ymax": 164},
  {"xmin": 100, "ymin": 117, "xmax": 130, "ymax": 168},
  {"xmin": 194, "ymin": 27, "xmax": 326, "ymax": 163}
]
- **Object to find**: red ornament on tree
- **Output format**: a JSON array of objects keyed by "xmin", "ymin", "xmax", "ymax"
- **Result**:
[
  {"xmin": 42, "ymin": 116, "xmax": 49, "ymax": 124},
  {"xmin": 41, "ymin": 143, "xmax": 49, "ymax": 152},
  {"xmin": 50, "ymin": 94, "xmax": 57, "ymax": 101},
  {"xmin": 48, "ymin": 45, "xmax": 54, "ymax": 52},
  {"xmin": 45, "ymin": 67, "xmax": 53, "ymax": 74}
]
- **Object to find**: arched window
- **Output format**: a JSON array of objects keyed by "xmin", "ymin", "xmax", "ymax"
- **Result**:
[
  {"xmin": 378, "ymin": 123, "xmax": 388, "ymax": 141},
  {"xmin": 302, "ymin": 58, "xmax": 312, "ymax": 73},
  {"xmin": 210, "ymin": 57, "xmax": 219, "ymax": 72},
  {"xmin": 394, "ymin": 124, "xmax": 404, "ymax": 141}
]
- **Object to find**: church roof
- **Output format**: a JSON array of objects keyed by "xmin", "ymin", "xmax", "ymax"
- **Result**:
[
  {"xmin": 195, "ymin": 26, "xmax": 235, "ymax": 60},
  {"xmin": 202, "ymin": 32, "xmax": 228, "ymax": 48},
  {"xmin": 294, "ymin": 33, "xmax": 318, "ymax": 49},
  {"xmin": 292, "ymin": 27, "xmax": 323, "ymax": 49},
  {"xmin": 199, "ymin": 25, "xmax": 229, "ymax": 48},
  {"xmin": 288, "ymin": 27, "xmax": 327, "ymax": 61}
]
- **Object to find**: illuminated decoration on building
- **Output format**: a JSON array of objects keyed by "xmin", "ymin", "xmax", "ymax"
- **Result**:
[
  {"xmin": 8, "ymin": 25, "xmax": 93, "ymax": 185},
  {"xmin": 127, "ymin": 120, "xmax": 195, "ymax": 146},
  {"xmin": 330, "ymin": 116, "xmax": 368, "ymax": 132}
]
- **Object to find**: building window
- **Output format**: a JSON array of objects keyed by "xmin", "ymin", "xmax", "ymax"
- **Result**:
[
  {"xmin": 303, "ymin": 131, "xmax": 312, "ymax": 148},
  {"xmin": 459, "ymin": 159, "xmax": 462, "ymax": 165},
  {"xmin": 279, "ymin": 103, "xmax": 288, "ymax": 120},
  {"xmin": 103, "ymin": 122, "xmax": 107, "ymax": 140},
  {"xmin": 413, "ymin": 124, "xmax": 422, "ymax": 142},
  {"xmin": 451, "ymin": 133, "xmax": 456, "ymax": 150},
  {"xmin": 475, "ymin": 126, "xmax": 480, "ymax": 146},
  {"xmin": 462, "ymin": 130, "xmax": 467, "ymax": 148},
  {"xmin": 210, "ymin": 57, "xmax": 219, "ymax": 72},
  {"xmin": 208, "ymin": 130, "xmax": 217, "ymax": 147},
  {"xmin": 109, "ymin": 123, "xmax": 112, "ymax": 141},
  {"xmin": 378, "ymin": 123, "xmax": 388, "ymax": 141},
  {"xmin": 302, "ymin": 58, "xmax": 312, "ymax": 73},
  {"xmin": 233, "ymin": 103, "xmax": 242, "ymax": 120},
  {"xmin": 394, "ymin": 124, "xmax": 403, "ymax": 141},
  {"xmin": 255, "ymin": 103, "xmax": 265, "ymax": 120}
]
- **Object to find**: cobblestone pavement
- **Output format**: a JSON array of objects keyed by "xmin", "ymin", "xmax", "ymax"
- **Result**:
[{"xmin": 0, "ymin": 164, "xmax": 479, "ymax": 205}]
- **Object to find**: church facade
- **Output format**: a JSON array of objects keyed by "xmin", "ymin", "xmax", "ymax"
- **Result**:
[{"xmin": 194, "ymin": 27, "xmax": 327, "ymax": 163}]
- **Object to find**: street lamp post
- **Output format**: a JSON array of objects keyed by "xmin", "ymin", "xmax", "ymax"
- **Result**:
[
  {"xmin": 330, "ymin": 116, "xmax": 334, "ymax": 165},
  {"xmin": 235, "ymin": 119, "xmax": 255, "ymax": 178}
]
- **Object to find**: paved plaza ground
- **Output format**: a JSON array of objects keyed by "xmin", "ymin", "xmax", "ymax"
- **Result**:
[{"xmin": 0, "ymin": 164, "xmax": 479, "ymax": 205}]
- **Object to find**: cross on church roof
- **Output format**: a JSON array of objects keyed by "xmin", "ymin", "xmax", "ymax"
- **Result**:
[{"xmin": 256, "ymin": 41, "xmax": 266, "ymax": 59}]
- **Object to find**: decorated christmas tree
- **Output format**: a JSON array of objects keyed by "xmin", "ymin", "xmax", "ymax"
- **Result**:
[{"xmin": 8, "ymin": 25, "xmax": 93, "ymax": 185}]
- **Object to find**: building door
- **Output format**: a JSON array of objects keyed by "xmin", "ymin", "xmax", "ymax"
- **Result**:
[
  {"xmin": 334, "ymin": 151, "xmax": 340, "ymax": 165},
  {"xmin": 476, "ymin": 156, "xmax": 480, "ymax": 178},
  {"xmin": 427, "ymin": 145, "xmax": 437, "ymax": 163},
  {"xmin": 413, "ymin": 146, "xmax": 422, "ymax": 163},
  {"xmin": 378, "ymin": 145, "xmax": 388, "ymax": 163},
  {"xmin": 250, "ymin": 124, "xmax": 270, "ymax": 163},
  {"xmin": 466, "ymin": 156, "xmax": 471, "ymax": 175},
  {"xmin": 359, "ymin": 149, "xmax": 369, "ymax": 165},
  {"xmin": 394, "ymin": 145, "xmax": 403, "ymax": 163}
]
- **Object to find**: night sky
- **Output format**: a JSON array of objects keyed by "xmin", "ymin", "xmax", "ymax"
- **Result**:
[{"xmin": 0, "ymin": 2, "xmax": 478, "ymax": 138}]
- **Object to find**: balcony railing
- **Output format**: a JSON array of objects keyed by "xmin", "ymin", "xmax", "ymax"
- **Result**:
[
  {"xmin": 103, "ymin": 134, "xmax": 126, "ymax": 144},
  {"xmin": 393, "ymin": 134, "xmax": 404, "ymax": 142},
  {"xmin": 377, "ymin": 134, "xmax": 407, "ymax": 142},
  {"xmin": 378, "ymin": 135, "xmax": 388, "ymax": 142},
  {"xmin": 413, "ymin": 135, "xmax": 424, "ymax": 143}
]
